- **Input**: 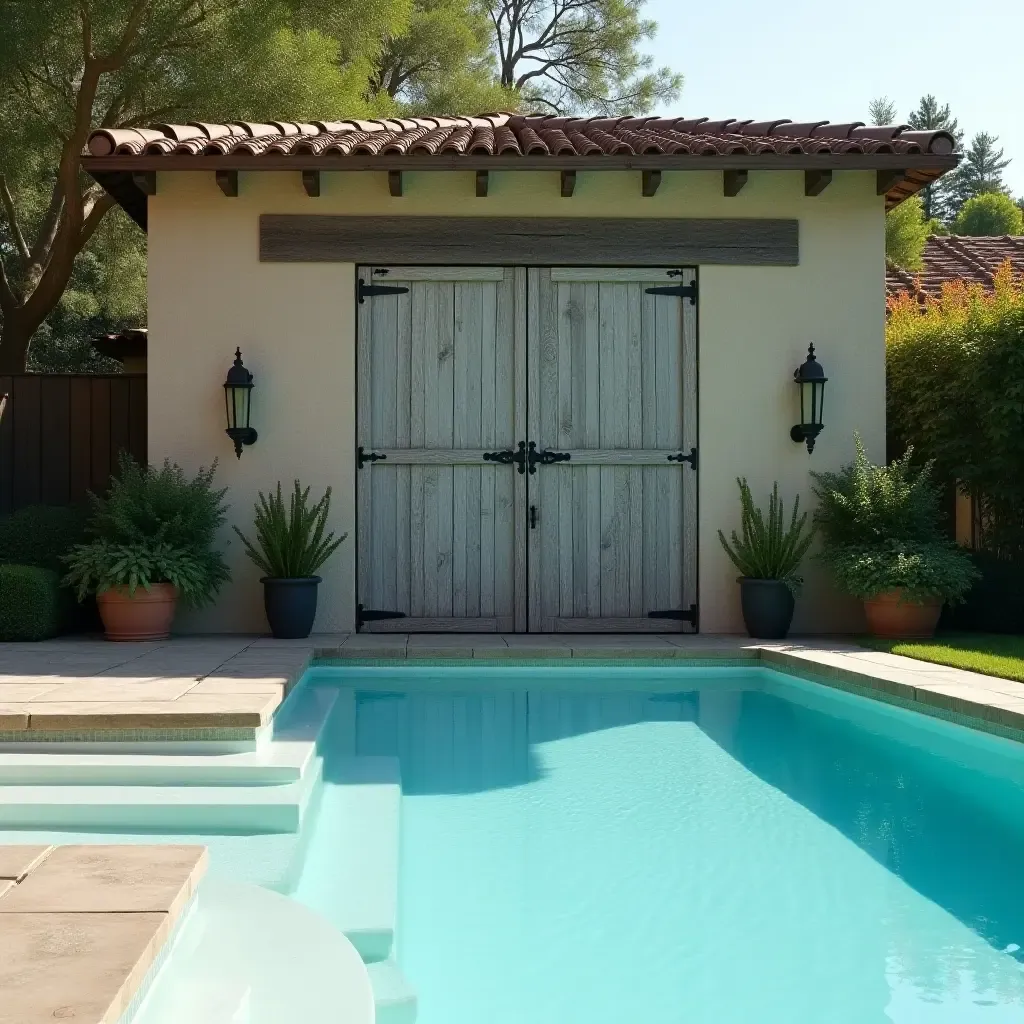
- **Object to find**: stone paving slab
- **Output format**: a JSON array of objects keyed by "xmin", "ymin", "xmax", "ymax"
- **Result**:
[{"xmin": 0, "ymin": 843, "xmax": 206, "ymax": 1024}]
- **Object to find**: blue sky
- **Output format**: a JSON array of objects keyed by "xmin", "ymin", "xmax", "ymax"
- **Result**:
[{"xmin": 641, "ymin": 0, "xmax": 1024, "ymax": 198}]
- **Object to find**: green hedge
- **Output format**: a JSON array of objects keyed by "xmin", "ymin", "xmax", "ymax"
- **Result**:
[
  {"xmin": 0, "ymin": 566, "xmax": 62, "ymax": 641},
  {"xmin": 887, "ymin": 265, "xmax": 1024, "ymax": 556}
]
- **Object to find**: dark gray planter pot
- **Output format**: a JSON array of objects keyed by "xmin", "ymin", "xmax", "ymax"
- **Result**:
[
  {"xmin": 262, "ymin": 576, "xmax": 321, "ymax": 639},
  {"xmin": 739, "ymin": 578, "xmax": 795, "ymax": 640}
]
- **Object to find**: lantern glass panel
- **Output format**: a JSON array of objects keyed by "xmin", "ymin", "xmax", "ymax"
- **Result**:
[{"xmin": 233, "ymin": 386, "xmax": 250, "ymax": 430}]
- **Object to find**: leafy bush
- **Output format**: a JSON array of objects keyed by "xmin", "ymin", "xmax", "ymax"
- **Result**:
[
  {"xmin": 0, "ymin": 565, "xmax": 62, "ymax": 641},
  {"xmin": 0, "ymin": 504, "xmax": 89, "ymax": 573},
  {"xmin": 887, "ymin": 262, "xmax": 1024, "ymax": 555},
  {"xmin": 812, "ymin": 436, "xmax": 978, "ymax": 603},
  {"xmin": 952, "ymin": 192, "xmax": 1024, "ymax": 237},
  {"xmin": 718, "ymin": 478, "xmax": 814, "ymax": 589},
  {"xmin": 64, "ymin": 454, "xmax": 230, "ymax": 606},
  {"xmin": 234, "ymin": 481, "xmax": 346, "ymax": 578}
]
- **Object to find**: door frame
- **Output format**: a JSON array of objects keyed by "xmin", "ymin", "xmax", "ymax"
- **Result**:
[{"xmin": 354, "ymin": 263, "xmax": 698, "ymax": 633}]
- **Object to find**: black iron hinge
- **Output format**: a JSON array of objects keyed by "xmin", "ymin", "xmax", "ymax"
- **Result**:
[
  {"xmin": 358, "ymin": 277, "xmax": 410, "ymax": 304},
  {"xmin": 647, "ymin": 604, "xmax": 698, "ymax": 628},
  {"xmin": 645, "ymin": 280, "xmax": 697, "ymax": 305},
  {"xmin": 357, "ymin": 446, "xmax": 386, "ymax": 469},
  {"xmin": 668, "ymin": 447, "xmax": 698, "ymax": 470},
  {"xmin": 356, "ymin": 604, "xmax": 407, "ymax": 630}
]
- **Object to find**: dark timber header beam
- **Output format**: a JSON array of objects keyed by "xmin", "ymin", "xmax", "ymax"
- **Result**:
[
  {"xmin": 260, "ymin": 215, "xmax": 799, "ymax": 266},
  {"xmin": 805, "ymin": 169, "xmax": 832, "ymax": 196},
  {"xmin": 131, "ymin": 171, "xmax": 156, "ymax": 196},
  {"xmin": 723, "ymin": 170, "xmax": 748, "ymax": 197},
  {"xmin": 215, "ymin": 170, "xmax": 238, "ymax": 197},
  {"xmin": 876, "ymin": 169, "xmax": 905, "ymax": 196}
]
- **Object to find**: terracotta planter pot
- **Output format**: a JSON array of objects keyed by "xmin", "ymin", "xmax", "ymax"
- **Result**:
[
  {"xmin": 96, "ymin": 583, "xmax": 178, "ymax": 641},
  {"xmin": 863, "ymin": 589, "xmax": 942, "ymax": 639}
]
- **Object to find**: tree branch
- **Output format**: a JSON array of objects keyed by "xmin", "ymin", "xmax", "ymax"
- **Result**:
[
  {"xmin": 0, "ymin": 256, "xmax": 18, "ymax": 313},
  {"xmin": 80, "ymin": 192, "xmax": 115, "ymax": 248},
  {"xmin": 0, "ymin": 176, "xmax": 31, "ymax": 264}
]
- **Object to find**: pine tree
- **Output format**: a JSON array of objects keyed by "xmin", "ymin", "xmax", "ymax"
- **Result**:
[
  {"xmin": 868, "ymin": 96, "xmax": 898, "ymax": 125},
  {"xmin": 941, "ymin": 132, "xmax": 1012, "ymax": 222},
  {"xmin": 907, "ymin": 95, "xmax": 964, "ymax": 219}
]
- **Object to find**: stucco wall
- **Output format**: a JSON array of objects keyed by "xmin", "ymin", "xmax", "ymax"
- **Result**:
[{"xmin": 147, "ymin": 168, "xmax": 884, "ymax": 633}]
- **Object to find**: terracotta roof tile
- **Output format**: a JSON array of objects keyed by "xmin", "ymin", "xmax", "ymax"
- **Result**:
[
  {"xmin": 886, "ymin": 235, "xmax": 1024, "ymax": 303},
  {"xmin": 87, "ymin": 111, "xmax": 958, "ymax": 162}
]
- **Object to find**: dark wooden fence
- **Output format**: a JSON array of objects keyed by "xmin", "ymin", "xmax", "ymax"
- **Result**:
[{"xmin": 0, "ymin": 374, "xmax": 146, "ymax": 515}]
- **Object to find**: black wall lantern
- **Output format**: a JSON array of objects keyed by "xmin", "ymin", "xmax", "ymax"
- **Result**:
[
  {"xmin": 790, "ymin": 344, "xmax": 827, "ymax": 453},
  {"xmin": 224, "ymin": 348, "xmax": 257, "ymax": 458}
]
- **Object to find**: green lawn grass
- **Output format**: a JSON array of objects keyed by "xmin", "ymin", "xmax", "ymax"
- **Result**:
[{"xmin": 860, "ymin": 633, "xmax": 1024, "ymax": 683}]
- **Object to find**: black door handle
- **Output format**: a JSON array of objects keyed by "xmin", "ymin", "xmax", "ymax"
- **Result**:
[{"xmin": 529, "ymin": 505, "xmax": 538, "ymax": 529}]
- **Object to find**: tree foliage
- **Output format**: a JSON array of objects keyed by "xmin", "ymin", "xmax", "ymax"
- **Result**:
[
  {"xmin": 953, "ymin": 192, "xmax": 1024, "ymax": 237},
  {"xmin": 484, "ymin": 0, "xmax": 682, "ymax": 114},
  {"xmin": 941, "ymin": 132, "xmax": 1012, "ymax": 221},
  {"xmin": 885, "ymin": 194, "xmax": 930, "ymax": 270},
  {"xmin": 868, "ymin": 96, "xmax": 897, "ymax": 126},
  {"xmin": 887, "ymin": 263, "xmax": 1024, "ymax": 556},
  {"xmin": 907, "ymin": 94, "xmax": 963, "ymax": 220},
  {"xmin": 0, "ymin": 0, "xmax": 406, "ymax": 373}
]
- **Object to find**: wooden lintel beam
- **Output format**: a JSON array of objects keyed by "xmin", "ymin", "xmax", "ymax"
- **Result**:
[
  {"xmin": 388, "ymin": 170, "xmax": 402, "ymax": 197},
  {"xmin": 476, "ymin": 169, "xmax": 489, "ymax": 197},
  {"xmin": 642, "ymin": 169, "xmax": 661, "ymax": 197},
  {"xmin": 723, "ymin": 170, "xmax": 748, "ymax": 197},
  {"xmin": 876, "ymin": 169, "xmax": 905, "ymax": 196},
  {"xmin": 561, "ymin": 169, "xmax": 576, "ymax": 197},
  {"xmin": 215, "ymin": 169, "xmax": 238, "ymax": 197},
  {"xmin": 804, "ymin": 169, "xmax": 832, "ymax": 196},
  {"xmin": 131, "ymin": 171, "xmax": 156, "ymax": 196},
  {"xmin": 302, "ymin": 170, "xmax": 320, "ymax": 197}
]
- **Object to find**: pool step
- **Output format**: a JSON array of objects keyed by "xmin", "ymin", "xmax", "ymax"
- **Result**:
[
  {"xmin": 294, "ymin": 754, "xmax": 401, "ymax": 962},
  {"xmin": 0, "ymin": 757, "xmax": 322, "ymax": 831},
  {"xmin": 366, "ymin": 960, "xmax": 418, "ymax": 1024}
]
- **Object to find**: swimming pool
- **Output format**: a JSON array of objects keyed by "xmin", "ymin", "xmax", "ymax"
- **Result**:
[
  {"xmin": 297, "ymin": 663, "xmax": 1024, "ymax": 1024},
  {"xmin": 5, "ymin": 661, "xmax": 1024, "ymax": 1023}
]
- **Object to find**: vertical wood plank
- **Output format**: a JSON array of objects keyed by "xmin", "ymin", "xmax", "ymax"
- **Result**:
[
  {"xmin": 357, "ymin": 269, "xmax": 376, "ymax": 610},
  {"xmin": 12, "ymin": 376, "xmax": 41, "ymax": 509},
  {"xmin": 40, "ymin": 376, "xmax": 71, "ymax": 505},
  {"xmin": 513, "ymin": 267, "xmax": 529, "ymax": 632},
  {"xmin": 395, "ymin": 280, "xmax": 413, "ymax": 615},
  {"xmin": 89, "ymin": 377, "xmax": 111, "ymax": 496},
  {"xmin": 129, "ymin": 376, "xmax": 147, "ymax": 466},
  {"xmin": 681, "ymin": 268, "xmax": 699, "ymax": 623},
  {"xmin": 109, "ymin": 377, "xmax": 131, "ymax": 470},
  {"xmin": 525, "ymin": 268, "xmax": 542, "ymax": 629},
  {"xmin": 0, "ymin": 375, "xmax": 13, "ymax": 514},
  {"xmin": 68, "ymin": 377, "xmax": 92, "ymax": 504}
]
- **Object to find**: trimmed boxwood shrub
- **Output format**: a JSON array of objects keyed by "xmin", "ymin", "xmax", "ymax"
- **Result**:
[
  {"xmin": 0, "ymin": 565, "xmax": 62, "ymax": 641},
  {"xmin": 0, "ymin": 504, "xmax": 88, "ymax": 572},
  {"xmin": 0, "ymin": 505, "xmax": 92, "ymax": 634}
]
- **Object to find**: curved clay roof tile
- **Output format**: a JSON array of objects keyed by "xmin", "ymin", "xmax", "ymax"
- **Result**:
[
  {"xmin": 382, "ymin": 125, "xmax": 432, "ymax": 154},
  {"xmin": 439, "ymin": 126, "xmax": 473, "ymax": 153},
  {"xmin": 186, "ymin": 122, "xmax": 242, "ymax": 140},
  {"xmin": 172, "ymin": 138, "xmax": 209, "ymax": 155},
  {"xmin": 517, "ymin": 127, "xmax": 550, "ymax": 155},
  {"xmin": 351, "ymin": 131, "xmax": 400, "ymax": 155},
  {"xmin": 536, "ymin": 128, "xmax": 576, "ymax": 155},
  {"xmin": 468, "ymin": 126, "xmax": 496, "ymax": 155},
  {"xmin": 409, "ymin": 127, "xmax": 449, "ymax": 155},
  {"xmin": 738, "ymin": 119, "xmax": 792, "ymax": 136},
  {"xmin": 849, "ymin": 125, "xmax": 909, "ymax": 143},
  {"xmin": 810, "ymin": 122, "xmax": 863, "ymax": 139},
  {"xmin": 770, "ymin": 121, "xmax": 829, "ymax": 138},
  {"xmin": 142, "ymin": 138, "xmax": 177, "ymax": 155},
  {"xmin": 227, "ymin": 122, "xmax": 280, "ymax": 138},
  {"xmin": 493, "ymin": 125, "xmax": 521, "ymax": 154},
  {"xmin": 151, "ymin": 123, "xmax": 206, "ymax": 143},
  {"xmin": 87, "ymin": 127, "xmax": 163, "ymax": 156},
  {"xmin": 899, "ymin": 130, "xmax": 956, "ymax": 154},
  {"xmin": 566, "ymin": 130, "xmax": 603, "ymax": 155}
]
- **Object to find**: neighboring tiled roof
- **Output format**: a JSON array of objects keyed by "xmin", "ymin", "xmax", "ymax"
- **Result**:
[
  {"xmin": 87, "ymin": 113, "xmax": 956, "ymax": 160},
  {"xmin": 83, "ymin": 112, "xmax": 959, "ymax": 231},
  {"xmin": 886, "ymin": 235, "xmax": 1024, "ymax": 303}
]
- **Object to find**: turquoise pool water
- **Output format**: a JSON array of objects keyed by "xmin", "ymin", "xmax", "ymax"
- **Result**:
[{"xmin": 303, "ymin": 665, "xmax": 1024, "ymax": 1024}]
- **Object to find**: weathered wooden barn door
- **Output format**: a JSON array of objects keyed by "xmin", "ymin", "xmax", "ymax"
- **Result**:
[
  {"xmin": 526, "ymin": 268, "xmax": 698, "ymax": 632},
  {"xmin": 356, "ymin": 266, "xmax": 527, "ymax": 631}
]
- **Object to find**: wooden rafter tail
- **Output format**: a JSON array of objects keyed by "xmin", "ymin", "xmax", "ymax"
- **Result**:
[
  {"xmin": 302, "ymin": 170, "xmax": 320, "ymax": 198},
  {"xmin": 388, "ymin": 170, "xmax": 402, "ymax": 197},
  {"xmin": 642, "ymin": 169, "xmax": 661, "ymax": 197},
  {"xmin": 804, "ymin": 169, "xmax": 832, "ymax": 196},
  {"xmin": 876, "ymin": 169, "xmax": 905, "ymax": 196},
  {"xmin": 723, "ymin": 170, "xmax": 748, "ymax": 197},
  {"xmin": 215, "ymin": 169, "xmax": 238, "ymax": 197},
  {"xmin": 560, "ymin": 169, "xmax": 576, "ymax": 198},
  {"xmin": 131, "ymin": 171, "xmax": 156, "ymax": 196},
  {"xmin": 476, "ymin": 169, "xmax": 489, "ymax": 197}
]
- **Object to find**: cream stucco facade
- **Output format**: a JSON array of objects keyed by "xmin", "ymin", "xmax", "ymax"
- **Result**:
[{"xmin": 147, "ymin": 168, "xmax": 885, "ymax": 634}]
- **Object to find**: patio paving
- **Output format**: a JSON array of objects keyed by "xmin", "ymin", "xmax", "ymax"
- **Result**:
[
  {"xmin": 0, "ymin": 843, "xmax": 206, "ymax": 1024},
  {"xmin": 0, "ymin": 634, "xmax": 1022, "ymax": 741}
]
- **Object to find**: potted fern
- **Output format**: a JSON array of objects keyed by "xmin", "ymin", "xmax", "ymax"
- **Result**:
[
  {"xmin": 811, "ymin": 436, "xmax": 978, "ymax": 638},
  {"xmin": 718, "ymin": 478, "xmax": 815, "ymax": 639},
  {"xmin": 64, "ymin": 455, "xmax": 230, "ymax": 641},
  {"xmin": 234, "ymin": 481, "xmax": 346, "ymax": 639}
]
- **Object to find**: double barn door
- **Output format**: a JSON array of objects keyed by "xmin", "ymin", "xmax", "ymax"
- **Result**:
[{"xmin": 356, "ymin": 266, "xmax": 697, "ymax": 632}]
